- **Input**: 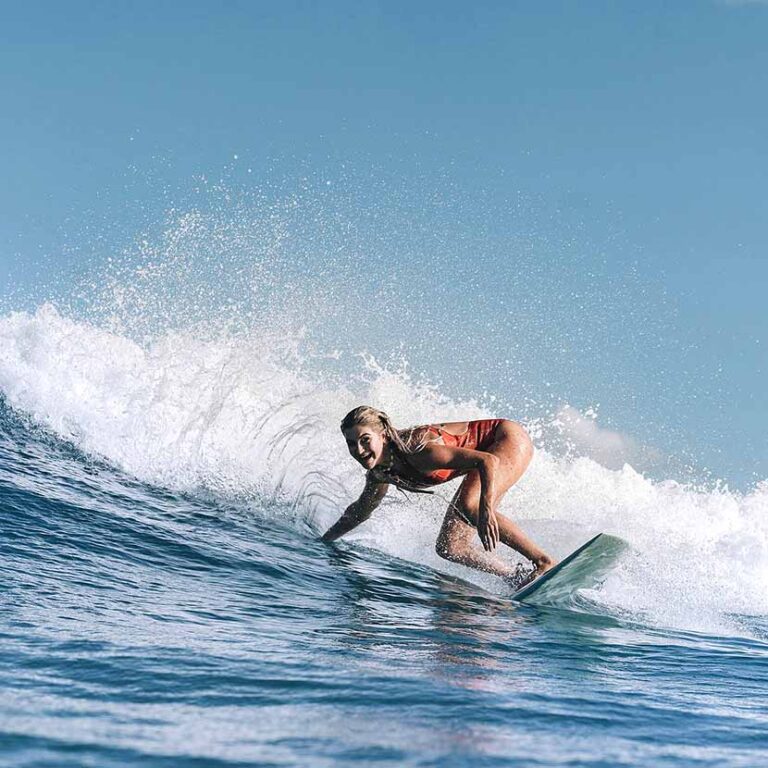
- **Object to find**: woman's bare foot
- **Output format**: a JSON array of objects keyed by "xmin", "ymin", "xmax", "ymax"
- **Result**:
[
  {"xmin": 541, "ymin": 554, "xmax": 556, "ymax": 569},
  {"xmin": 512, "ymin": 556, "xmax": 557, "ymax": 589},
  {"xmin": 508, "ymin": 562, "xmax": 535, "ymax": 588},
  {"xmin": 530, "ymin": 556, "xmax": 556, "ymax": 581}
]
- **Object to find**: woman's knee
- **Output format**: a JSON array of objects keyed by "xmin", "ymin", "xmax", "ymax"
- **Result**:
[
  {"xmin": 435, "ymin": 533, "xmax": 470, "ymax": 561},
  {"xmin": 435, "ymin": 538, "xmax": 452, "ymax": 560}
]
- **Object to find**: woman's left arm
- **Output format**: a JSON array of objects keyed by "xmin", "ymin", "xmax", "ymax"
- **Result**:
[{"xmin": 407, "ymin": 445, "xmax": 501, "ymax": 550}]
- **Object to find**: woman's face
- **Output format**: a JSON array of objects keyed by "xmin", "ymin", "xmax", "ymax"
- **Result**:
[{"xmin": 343, "ymin": 423, "xmax": 388, "ymax": 470}]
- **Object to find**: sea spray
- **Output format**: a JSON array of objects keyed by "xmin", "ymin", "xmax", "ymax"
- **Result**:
[{"xmin": 1, "ymin": 305, "xmax": 766, "ymax": 637}]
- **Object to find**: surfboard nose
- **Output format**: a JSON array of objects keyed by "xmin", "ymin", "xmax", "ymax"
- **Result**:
[{"xmin": 512, "ymin": 533, "xmax": 628, "ymax": 606}]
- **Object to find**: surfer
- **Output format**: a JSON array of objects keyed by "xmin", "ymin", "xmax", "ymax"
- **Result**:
[{"xmin": 321, "ymin": 406, "xmax": 556, "ymax": 587}]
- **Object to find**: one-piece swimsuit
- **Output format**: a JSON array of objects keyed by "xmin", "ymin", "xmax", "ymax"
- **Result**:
[{"xmin": 374, "ymin": 418, "xmax": 504, "ymax": 490}]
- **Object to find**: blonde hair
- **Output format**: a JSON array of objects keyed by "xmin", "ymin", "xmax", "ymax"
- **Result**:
[
  {"xmin": 340, "ymin": 406, "xmax": 425, "ymax": 451},
  {"xmin": 340, "ymin": 406, "xmax": 435, "ymax": 493}
]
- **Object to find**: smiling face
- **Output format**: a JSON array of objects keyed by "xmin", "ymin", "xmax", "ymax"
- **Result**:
[{"xmin": 343, "ymin": 423, "xmax": 389, "ymax": 470}]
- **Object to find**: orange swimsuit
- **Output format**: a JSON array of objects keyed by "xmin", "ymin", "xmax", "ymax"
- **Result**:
[{"xmin": 381, "ymin": 419, "xmax": 504, "ymax": 489}]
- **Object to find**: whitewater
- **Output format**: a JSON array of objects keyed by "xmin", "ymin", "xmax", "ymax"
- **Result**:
[{"xmin": 1, "ymin": 189, "xmax": 767, "ymax": 766}]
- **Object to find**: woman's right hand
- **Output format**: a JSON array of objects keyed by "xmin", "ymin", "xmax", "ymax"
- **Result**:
[{"xmin": 477, "ymin": 507, "xmax": 499, "ymax": 551}]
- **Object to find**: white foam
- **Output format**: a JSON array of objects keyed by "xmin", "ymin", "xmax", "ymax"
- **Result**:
[{"xmin": 1, "ymin": 305, "xmax": 766, "ymax": 635}]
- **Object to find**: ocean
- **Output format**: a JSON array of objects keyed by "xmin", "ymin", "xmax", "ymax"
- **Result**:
[{"xmin": 1, "ymin": 300, "xmax": 767, "ymax": 767}]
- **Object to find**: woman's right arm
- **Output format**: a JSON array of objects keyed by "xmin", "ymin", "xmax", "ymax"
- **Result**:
[{"xmin": 320, "ymin": 476, "xmax": 389, "ymax": 542}]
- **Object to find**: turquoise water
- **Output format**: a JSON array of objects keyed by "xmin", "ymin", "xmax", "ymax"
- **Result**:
[{"xmin": 2, "ymin": 385, "xmax": 768, "ymax": 767}]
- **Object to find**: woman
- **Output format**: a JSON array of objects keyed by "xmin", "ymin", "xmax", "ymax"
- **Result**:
[{"xmin": 322, "ymin": 406, "xmax": 555, "ymax": 587}]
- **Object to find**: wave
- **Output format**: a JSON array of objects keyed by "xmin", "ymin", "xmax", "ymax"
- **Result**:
[{"xmin": 2, "ymin": 305, "xmax": 767, "ymax": 638}]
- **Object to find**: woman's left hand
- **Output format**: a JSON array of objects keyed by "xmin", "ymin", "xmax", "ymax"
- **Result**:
[{"xmin": 477, "ymin": 508, "xmax": 499, "ymax": 551}]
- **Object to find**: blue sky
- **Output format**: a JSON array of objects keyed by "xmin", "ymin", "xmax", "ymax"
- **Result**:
[{"xmin": 1, "ymin": 1, "xmax": 766, "ymax": 486}]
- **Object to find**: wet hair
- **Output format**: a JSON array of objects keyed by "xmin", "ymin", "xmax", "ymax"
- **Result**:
[
  {"xmin": 340, "ymin": 406, "xmax": 417, "ymax": 454},
  {"xmin": 340, "ymin": 406, "xmax": 434, "ymax": 493}
]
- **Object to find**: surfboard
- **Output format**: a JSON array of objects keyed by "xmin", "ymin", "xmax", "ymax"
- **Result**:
[{"xmin": 512, "ymin": 532, "xmax": 627, "ymax": 606}]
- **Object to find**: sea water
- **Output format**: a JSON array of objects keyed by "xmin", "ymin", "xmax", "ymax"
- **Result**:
[
  {"xmin": 1, "ymin": 303, "xmax": 767, "ymax": 768},
  {"xmin": 2, "ymin": 181, "xmax": 768, "ymax": 767}
]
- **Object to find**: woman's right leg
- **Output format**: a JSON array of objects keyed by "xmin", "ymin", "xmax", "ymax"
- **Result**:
[{"xmin": 435, "ymin": 503, "xmax": 518, "ymax": 579}]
